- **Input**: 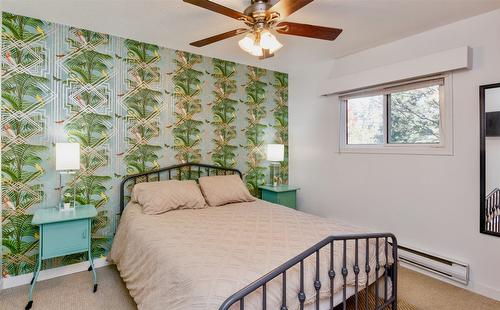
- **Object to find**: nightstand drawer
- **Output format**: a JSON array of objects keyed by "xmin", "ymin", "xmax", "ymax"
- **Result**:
[{"xmin": 42, "ymin": 219, "xmax": 89, "ymax": 259}]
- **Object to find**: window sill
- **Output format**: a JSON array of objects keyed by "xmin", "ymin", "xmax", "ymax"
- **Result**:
[{"xmin": 339, "ymin": 144, "xmax": 454, "ymax": 156}]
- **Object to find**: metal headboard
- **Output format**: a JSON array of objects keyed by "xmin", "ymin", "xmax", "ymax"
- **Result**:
[{"xmin": 119, "ymin": 163, "xmax": 242, "ymax": 214}]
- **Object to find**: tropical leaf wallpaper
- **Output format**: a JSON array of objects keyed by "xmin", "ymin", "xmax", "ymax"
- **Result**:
[
  {"xmin": 209, "ymin": 59, "xmax": 238, "ymax": 169},
  {"xmin": 1, "ymin": 12, "xmax": 288, "ymax": 278}
]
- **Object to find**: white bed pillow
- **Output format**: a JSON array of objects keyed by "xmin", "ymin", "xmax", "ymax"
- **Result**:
[
  {"xmin": 198, "ymin": 174, "xmax": 255, "ymax": 207},
  {"xmin": 132, "ymin": 180, "xmax": 206, "ymax": 214}
]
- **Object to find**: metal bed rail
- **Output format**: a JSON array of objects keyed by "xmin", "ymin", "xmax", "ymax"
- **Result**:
[
  {"xmin": 485, "ymin": 188, "xmax": 500, "ymax": 233},
  {"xmin": 219, "ymin": 233, "xmax": 398, "ymax": 310}
]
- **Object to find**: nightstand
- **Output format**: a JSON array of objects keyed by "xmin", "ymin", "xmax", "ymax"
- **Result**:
[
  {"xmin": 259, "ymin": 185, "xmax": 300, "ymax": 209},
  {"xmin": 26, "ymin": 205, "xmax": 98, "ymax": 310}
]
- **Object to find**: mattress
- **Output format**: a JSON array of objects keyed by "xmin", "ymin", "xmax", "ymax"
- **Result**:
[{"xmin": 109, "ymin": 200, "xmax": 392, "ymax": 310}]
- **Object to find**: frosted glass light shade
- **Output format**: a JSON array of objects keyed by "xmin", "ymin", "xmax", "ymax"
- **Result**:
[
  {"xmin": 238, "ymin": 33, "xmax": 263, "ymax": 57},
  {"xmin": 260, "ymin": 30, "xmax": 283, "ymax": 54},
  {"xmin": 56, "ymin": 143, "xmax": 80, "ymax": 171},
  {"xmin": 249, "ymin": 44, "xmax": 264, "ymax": 57},
  {"xmin": 266, "ymin": 144, "xmax": 284, "ymax": 162},
  {"xmin": 238, "ymin": 35, "xmax": 254, "ymax": 53}
]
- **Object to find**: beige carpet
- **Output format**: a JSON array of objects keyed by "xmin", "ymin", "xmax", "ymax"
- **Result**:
[
  {"xmin": 334, "ymin": 287, "xmax": 417, "ymax": 310},
  {"xmin": 1, "ymin": 266, "xmax": 499, "ymax": 310},
  {"xmin": 398, "ymin": 268, "xmax": 500, "ymax": 310},
  {"xmin": 0, "ymin": 266, "xmax": 135, "ymax": 310}
]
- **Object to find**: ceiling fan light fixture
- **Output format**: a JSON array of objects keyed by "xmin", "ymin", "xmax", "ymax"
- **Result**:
[
  {"xmin": 260, "ymin": 30, "xmax": 283, "ymax": 53},
  {"xmin": 249, "ymin": 43, "xmax": 264, "ymax": 57},
  {"xmin": 238, "ymin": 33, "xmax": 264, "ymax": 57},
  {"xmin": 238, "ymin": 34, "xmax": 255, "ymax": 53}
]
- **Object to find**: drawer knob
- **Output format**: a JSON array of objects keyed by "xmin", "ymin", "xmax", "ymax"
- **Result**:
[{"xmin": 82, "ymin": 230, "xmax": 86, "ymax": 239}]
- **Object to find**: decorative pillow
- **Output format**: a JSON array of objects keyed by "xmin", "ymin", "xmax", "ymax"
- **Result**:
[
  {"xmin": 198, "ymin": 174, "xmax": 256, "ymax": 207},
  {"xmin": 131, "ymin": 180, "xmax": 206, "ymax": 215}
]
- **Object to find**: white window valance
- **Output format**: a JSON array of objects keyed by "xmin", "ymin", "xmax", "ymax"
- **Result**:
[{"xmin": 319, "ymin": 46, "xmax": 471, "ymax": 97}]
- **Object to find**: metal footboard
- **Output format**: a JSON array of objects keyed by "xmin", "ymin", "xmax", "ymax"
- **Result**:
[{"xmin": 220, "ymin": 233, "xmax": 398, "ymax": 310}]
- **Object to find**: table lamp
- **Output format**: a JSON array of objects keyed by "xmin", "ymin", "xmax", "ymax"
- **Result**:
[
  {"xmin": 56, "ymin": 143, "xmax": 80, "ymax": 210},
  {"xmin": 266, "ymin": 144, "xmax": 284, "ymax": 187}
]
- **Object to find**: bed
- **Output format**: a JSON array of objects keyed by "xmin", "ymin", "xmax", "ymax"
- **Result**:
[{"xmin": 109, "ymin": 163, "xmax": 398, "ymax": 310}]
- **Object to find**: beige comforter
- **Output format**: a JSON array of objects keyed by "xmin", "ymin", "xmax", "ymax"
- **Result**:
[{"xmin": 109, "ymin": 200, "xmax": 392, "ymax": 310}]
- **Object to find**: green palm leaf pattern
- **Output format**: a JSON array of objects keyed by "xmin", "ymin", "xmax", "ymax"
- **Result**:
[
  {"xmin": 2, "ymin": 214, "xmax": 39, "ymax": 276},
  {"xmin": 1, "ymin": 13, "xmax": 46, "ymax": 78},
  {"xmin": 209, "ymin": 59, "xmax": 238, "ymax": 168},
  {"xmin": 272, "ymin": 72, "xmax": 289, "ymax": 183},
  {"xmin": 123, "ymin": 40, "xmax": 162, "ymax": 174},
  {"xmin": 243, "ymin": 67, "xmax": 268, "ymax": 196},
  {"xmin": 2, "ymin": 12, "xmax": 288, "ymax": 277},
  {"xmin": 62, "ymin": 28, "xmax": 112, "ymax": 262},
  {"xmin": 2, "ymin": 13, "xmax": 45, "ymax": 42},
  {"xmin": 172, "ymin": 51, "xmax": 204, "ymax": 179},
  {"xmin": 1, "ymin": 14, "xmax": 48, "ymax": 277}
]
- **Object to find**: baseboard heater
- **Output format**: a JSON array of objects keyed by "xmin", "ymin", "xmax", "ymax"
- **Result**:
[{"xmin": 398, "ymin": 245, "xmax": 469, "ymax": 285}]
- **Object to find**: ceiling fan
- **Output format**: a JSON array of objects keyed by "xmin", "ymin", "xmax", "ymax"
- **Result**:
[{"xmin": 183, "ymin": 0, "xmax": 343, "ymax": 59}]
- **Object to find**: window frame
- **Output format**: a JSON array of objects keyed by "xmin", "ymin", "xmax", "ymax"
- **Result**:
[{"xmin": 339, "ymin": 74, "xmax": 453, "ymax": 155}]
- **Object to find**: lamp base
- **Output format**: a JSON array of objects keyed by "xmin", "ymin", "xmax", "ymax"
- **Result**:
[
  {"xmin": 59, "ymin": 204, "xmax": 76, "ymax": 212},
  {"xmin": 58, "ymin": 170, "xmax": 78, "ymax": 212},
  {"xmin": 269, "ymin": 162, "xmax": 281, "ymax": 187}
]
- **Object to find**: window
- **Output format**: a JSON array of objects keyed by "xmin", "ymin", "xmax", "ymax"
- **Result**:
[
  {"xmin": 340, "ymin": 75, "xmax": 453, "ymax": 155},
  {"xmin": 388, "ymin": 84, "xmax": 440, "ymax": 144},
  {"xmin": 347, "ymin": 95, "xmax": 384, "ymax": 145}
]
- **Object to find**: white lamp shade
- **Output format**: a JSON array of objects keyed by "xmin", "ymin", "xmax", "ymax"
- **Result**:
[
  {"xmin": 56, "ymin": 143, "xmax": 80, "ymax": 171},
  {"xmin": 266, "ymin": 144, "xmax": 284, "ymax": 162}
]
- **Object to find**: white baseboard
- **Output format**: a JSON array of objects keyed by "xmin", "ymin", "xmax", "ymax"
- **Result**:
[
  {"xmin": 400, "ymin": 261, "xmax": 500, "ymax": 302},
  {"xmin": 1, "ymin": 257, "xmax": 109, "ymax": 290},
  {"xmin": 472, "ymin": 281, "xmax": 500, "ymax": 302}
]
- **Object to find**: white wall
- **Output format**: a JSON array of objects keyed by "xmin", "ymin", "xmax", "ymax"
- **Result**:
[{"xmin": 289, "ymin": 9, "xmax": 500, "ymax": 300}]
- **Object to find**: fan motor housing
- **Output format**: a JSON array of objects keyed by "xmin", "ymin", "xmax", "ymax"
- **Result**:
[{"xmin": 245, "ymin": 0, "xmax": 273, "ymax": 19}]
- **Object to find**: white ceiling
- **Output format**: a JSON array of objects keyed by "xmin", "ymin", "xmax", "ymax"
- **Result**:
[{"xmin": 3, "ymin": 0, "xmax": 500, "ymax": 72}]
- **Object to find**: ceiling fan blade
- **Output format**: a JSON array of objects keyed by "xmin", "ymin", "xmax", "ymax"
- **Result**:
[
  {"xmin": 270, "ymin": 0, "xmax": 314, "ymax": 18},
  {"xmin": 190, "ymin": 28, "xmax": 248, "ymax": 47},
  {"xmin": 276, "ymin": 22, "xmax": 342, "ymax": 41},
  {"xmin": 183, "ymin": 0, "xmax": 249, "ymax": 21}
]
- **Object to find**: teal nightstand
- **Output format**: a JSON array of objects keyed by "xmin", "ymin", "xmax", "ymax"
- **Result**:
[
  {"xmin": 259, "ymin": 185, "xmax": 300, "ymax": 209},
  {"xmin": 26, "ymin": 205, "xmax": 98, "ymax": 310}
]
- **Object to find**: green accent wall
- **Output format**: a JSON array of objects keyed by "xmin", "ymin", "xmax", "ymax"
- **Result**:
[{"xmin": 1, "ymin": 12, "xmax": 288, "ymax": 277}]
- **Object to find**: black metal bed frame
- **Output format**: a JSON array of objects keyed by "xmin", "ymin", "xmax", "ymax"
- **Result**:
[{"xmin": 119, "ymin": 163, "xmax": 398, "ymax": 310}]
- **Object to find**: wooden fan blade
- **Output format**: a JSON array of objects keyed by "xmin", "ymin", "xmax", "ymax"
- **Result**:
[
  {"xmin": 276, "ymin": 22, "xmax": 342, "ymax": 40},
  {"xmin": 190, "ymin": 28, "xmax": 248, "ymax": 47},
  {"xmin": 270, "ymin": 0, "xmax": 314, "ymax": 18},
  {"xmin": 183, "ymin": 0, "xmax": 248, "ymax": 21}
]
